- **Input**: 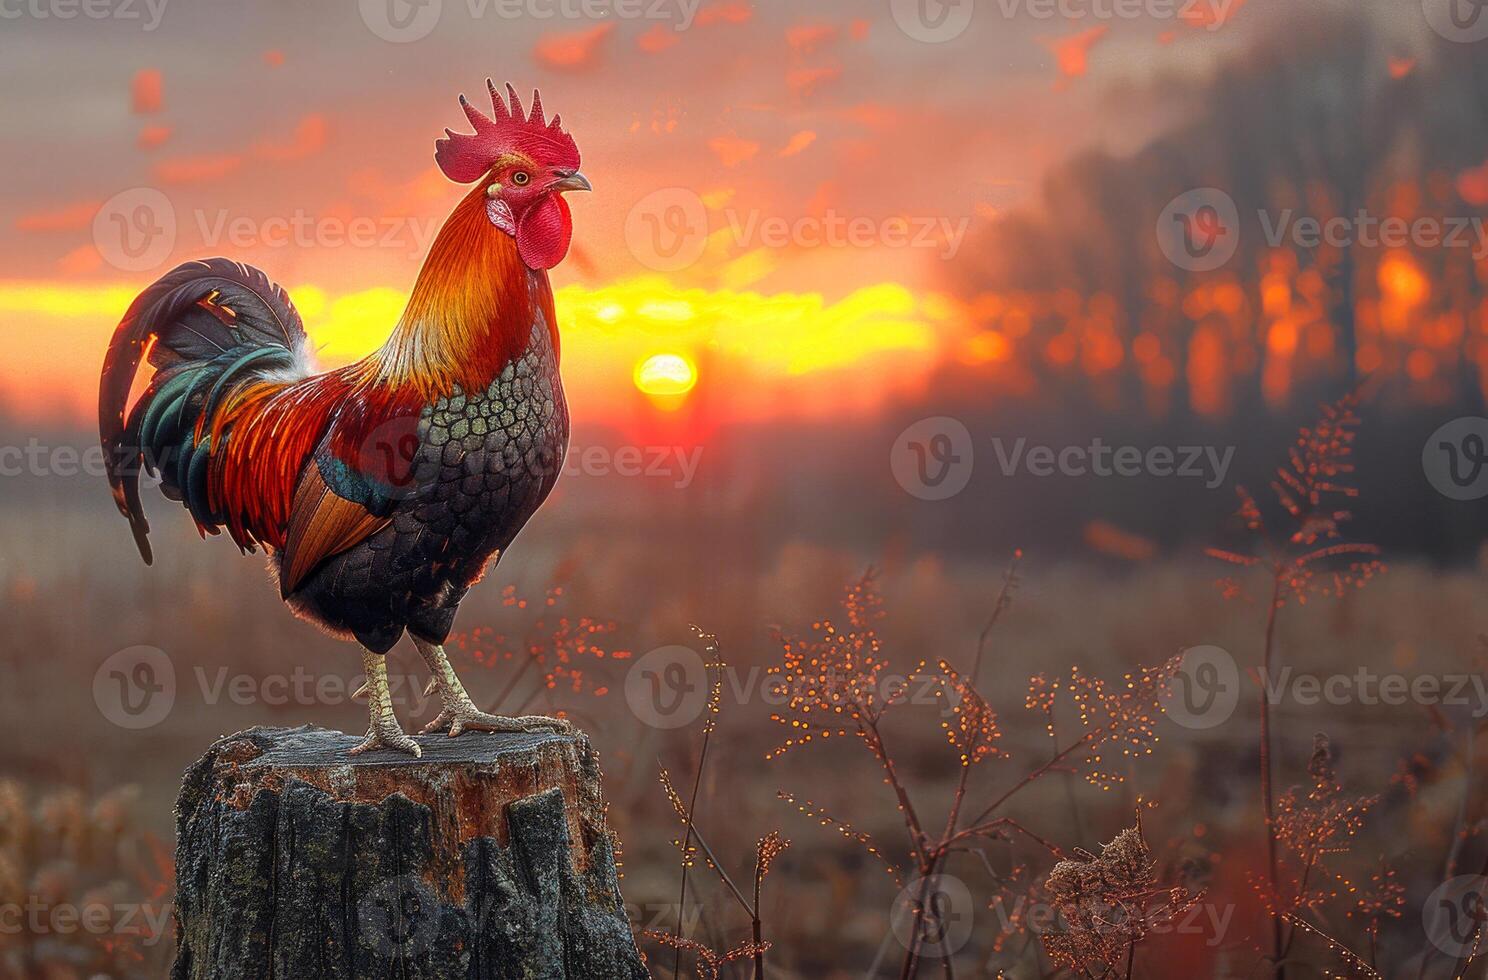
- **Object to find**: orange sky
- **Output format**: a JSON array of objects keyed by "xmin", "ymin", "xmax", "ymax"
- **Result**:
[{"xmin": 0, "ymin": 0, "xmax": 1287, "ymax": 428}]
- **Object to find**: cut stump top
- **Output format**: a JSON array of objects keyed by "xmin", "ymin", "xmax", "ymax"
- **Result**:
[
  {"xmin": 187, "ymin": 724, "xmax": 610, "ymax": 869},
  {"xmin": 239, "ymin": 724, "xmax": 572, "ymax": 768}
]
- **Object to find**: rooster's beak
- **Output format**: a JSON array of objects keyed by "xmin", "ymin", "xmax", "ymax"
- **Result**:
[{"xmin": 550, "ymin": 170, "xmax": 592, "ymax": 193}]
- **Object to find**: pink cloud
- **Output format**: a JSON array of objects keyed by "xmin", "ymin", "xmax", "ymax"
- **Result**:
[
  {"xmin": 637, "ymin": 23, "xmax": 681, "ymax": 54},
  {"xmin": 786, "ymin": 22, "xmax": 838, "ymax": 55},
  {"xmin": 708, "ymin": 134, "xmax": 760, "ymax": 168},
  {"xmin": 14, "ymin": 201, "xmax": 102, "ymax": 233},
  {"xmin": 697, "ymin": 0, "xmax": 752, "ymax": 25},
  {"xmin": 838, "ymin": 102, "xmax": 900, "ymax": 129},
  {"xmin": 153, "ymin": 154, "xmax": 243, "ymax": 184},
  {"xmin": 253, "ymin": 114, "xmax": 327, "ymax": 162},
  {"xmin": 1041, "ymin": 25, "xmax": 1109, "ymax": 81},
  {"xmin": 346, "ymin": 165, "xmax": 450, "ymax": 212},
  {"xmin": 534, "ymin": 22, "xmax": 615, "ymax": 70},
  {"xmin": 787, "ymin": 66, "xmax": 841, "ymax": 97},
  {"xmin": 132, "ymin": 69, "xmax": 162, "ymax": 115},
  {"xmin": 778, "ymin": 130, "xmax": 817, "ymax": 158},
  {"xmin": 138, "ymin": 124, "xmax": 172, "ymax": 150},
  {"xmin": 57, "ymin": 244, "xmax": 103, "ymax": 275},
  {"xmin": 805, "ymin": 181, "xmax": 837, "ymax": 217}
]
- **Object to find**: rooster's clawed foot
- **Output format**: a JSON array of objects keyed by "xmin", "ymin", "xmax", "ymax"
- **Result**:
[
  {"xmin": 348, "ymin": 649, "xmax": 423, "ymax": 758},
  {"xmin": 420, "ymin": 704, "xmax": 571, "ymax": 737},
  {"xmin": 412, "ymin": 635, "xmax": 571, "ymax": 739},
  {"xmin": 348, "ymin": 720, "xmax": 423, "ymax": 758}
]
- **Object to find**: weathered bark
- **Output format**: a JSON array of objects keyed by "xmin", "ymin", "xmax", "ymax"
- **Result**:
[{"xmin": 172, "ymin": 725, "xmax": 649, "ymax": 980}]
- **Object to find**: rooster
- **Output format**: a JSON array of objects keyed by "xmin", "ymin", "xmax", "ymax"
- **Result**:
[{"xmin": 98, "ymin": 82, "xmax": 591, "ymax": 756}]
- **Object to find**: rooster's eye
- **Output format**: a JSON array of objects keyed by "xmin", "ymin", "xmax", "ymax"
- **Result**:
[{"xmin": 511, "ymin": 171, "xmax": 530, "ymax": 186}]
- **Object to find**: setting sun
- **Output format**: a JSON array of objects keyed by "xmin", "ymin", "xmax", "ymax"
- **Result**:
[{"xmin": 633, "ymin": 351, "xmax": 698, "ymax": 398}]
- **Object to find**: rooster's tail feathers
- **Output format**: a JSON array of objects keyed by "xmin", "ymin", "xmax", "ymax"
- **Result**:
[{"xmin": 100, "ymin": 259, "xmax": 312, "ymax": 563}]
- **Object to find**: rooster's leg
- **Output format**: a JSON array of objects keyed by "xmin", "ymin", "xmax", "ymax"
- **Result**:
[
  {"xmin": 412, "ymin": 637, "xmax": 571, "ymax": 737},
  {"xmin": 348, "ymin": 650, "xmax": 423, "ymax": 757}
]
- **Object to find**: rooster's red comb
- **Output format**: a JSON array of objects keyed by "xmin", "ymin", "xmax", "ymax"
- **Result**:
[{"xmin": 435, "ymin": 80, "xmax": 580, "ymax": 184}]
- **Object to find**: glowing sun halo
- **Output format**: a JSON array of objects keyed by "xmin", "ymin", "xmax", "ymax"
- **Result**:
[{"xmin": 634, "ymin": 352, "xmax": 698, "ymax": 397}]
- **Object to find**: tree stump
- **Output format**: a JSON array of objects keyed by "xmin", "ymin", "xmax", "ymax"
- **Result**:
[{"xmin": 171, "ymin": 725, "xmax": 650, "ymax": 980}]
